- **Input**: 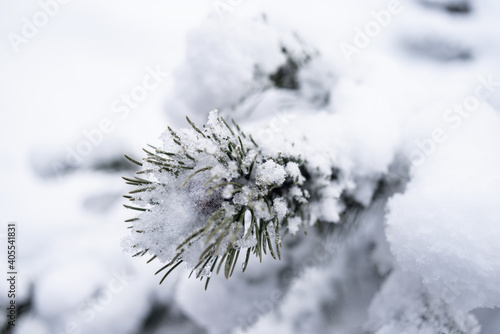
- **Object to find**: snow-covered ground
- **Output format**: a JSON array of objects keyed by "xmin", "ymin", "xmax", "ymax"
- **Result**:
[{"xmin": 1, "ymin": 0, "xmax": 500, "ymax": 333}]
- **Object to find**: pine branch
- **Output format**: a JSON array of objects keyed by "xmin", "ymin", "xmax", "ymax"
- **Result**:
[{"xmin": 122, "ymin": 110, "xmax": 347, "ymax": 287}]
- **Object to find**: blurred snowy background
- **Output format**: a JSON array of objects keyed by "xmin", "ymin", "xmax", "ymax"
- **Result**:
[{"xmin": 1, "ymin": 0, "xmax": 500, "ymax": 333}]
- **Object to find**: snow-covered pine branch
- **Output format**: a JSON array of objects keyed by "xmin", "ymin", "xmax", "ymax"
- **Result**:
[{"xmin": 121, "ymin": 110, "xmax": 354, "ymax": 288}]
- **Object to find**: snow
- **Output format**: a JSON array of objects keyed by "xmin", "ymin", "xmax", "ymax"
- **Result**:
[
  {"xmin": 386, "ymin": 103, "xmax": 500, "ymax": 311},
  {"xmin": 285, "ymin": 162, "xmax": 305, "ymax": 184},
  {"xmin": 366, "ymin": 270, "xmax": 481, "ymax": 334},
  {"xmin": 256, "ymin": 160, "xmax": 286, "ymax": 187},
  {"xmin": 3, "ymin": 0, "xmax": 500, "ymax": 333},
  {"xmin": 166, "ymin": 17, "xmax": 289, "ymax": 125},
  {"xmin": 273, "ymin": 198, "xmax": 288, "ymax": 219},
  {"xmin": 287, "ymin": 217, "xmax": 302, "ymax": 235}
]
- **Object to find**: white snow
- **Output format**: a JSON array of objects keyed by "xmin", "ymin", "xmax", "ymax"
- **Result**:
[
  {"xmin": 287, "ymin": 217, "xmax": 302, "ymax": 235},
  {"xmin": 273, "ymin": 198, "xmax": 288, "ymax": 220},
  {"xmin": 366, "ymin": 270, "xmax": 481, "ymax": 334},
  {"xmin": 387, "ymin": 103, "xmax": 500, "ymax": 311},
  {"xmin": 3, "ymin": 0, "xmax": 500, "ymax": 333},
  {"xmin": 285, "ymin": 162, "xmax": 305, "ymax": 185},
  {"xmin": 256, "ymin": 160, "xmax": 287, "ymax": 187}
]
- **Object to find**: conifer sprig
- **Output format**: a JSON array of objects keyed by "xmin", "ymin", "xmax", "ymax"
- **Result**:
[{"xmin": 122, "ymin": 110, "xmax": 344, "ymax": 288}]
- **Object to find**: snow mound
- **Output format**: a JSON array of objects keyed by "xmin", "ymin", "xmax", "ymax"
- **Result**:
[
  {"xmin": 366, "ymin": 270, "xmax": 480, "ymax": 334},
  {"xmin": 386, "ymin": 103, "xmax": 500, "ymax": 311}
]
